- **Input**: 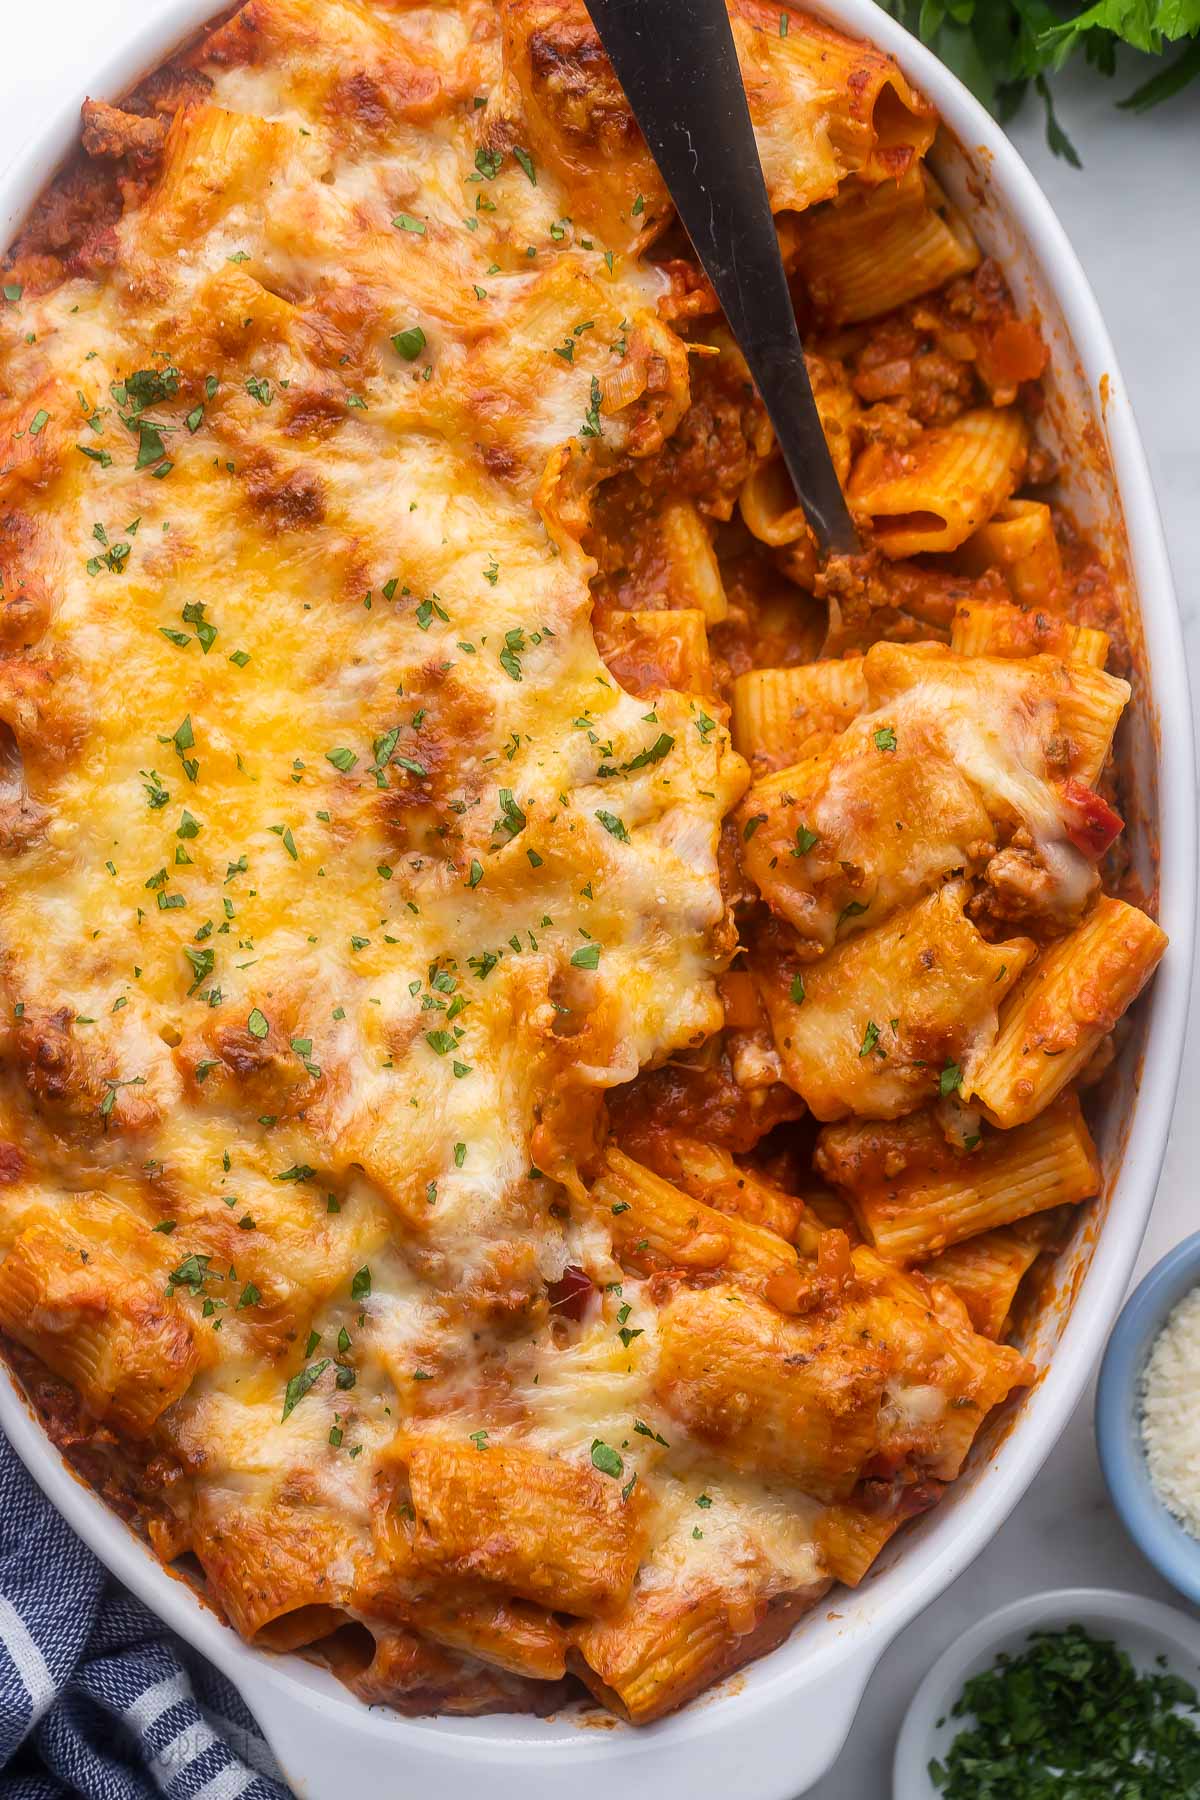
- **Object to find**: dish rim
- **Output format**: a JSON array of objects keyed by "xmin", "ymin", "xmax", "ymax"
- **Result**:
[
  {"xmin": 0, "ymin": 2, "xmax": 1194, "ymax": 1795},
  {"xmin": 891, "ymin": 1584, "xmax": 1200, "ymax": 1799}
]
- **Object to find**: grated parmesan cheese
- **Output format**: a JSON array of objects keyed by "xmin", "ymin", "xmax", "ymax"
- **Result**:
[{"xmin": 1140, "ymin": 1284, "xmax": 1200, "ymax": 1539}]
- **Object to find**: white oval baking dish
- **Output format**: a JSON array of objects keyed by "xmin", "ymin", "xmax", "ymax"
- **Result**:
[{"xmin": 0, "ymin": 4, "xmax": 1193, "ymax": 1796}]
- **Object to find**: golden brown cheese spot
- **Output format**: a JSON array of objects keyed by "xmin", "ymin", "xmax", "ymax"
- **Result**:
[
  {"xmin": 241, "ymin": 456, "xmax": 327, "ymax": 531},
  {"xmin": 0, "ymin": 571, "xmax": 53, "ymax": 651},
  {"xmin": 13, "ymin": 1008, "xmax": 156, "ymax": 1132},
  {"xmin": 499, "ymin": 0, "xmax": 669, "ymax": 250}
]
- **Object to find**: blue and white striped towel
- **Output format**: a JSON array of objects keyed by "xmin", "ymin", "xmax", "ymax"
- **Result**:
[{"xmin": 0, "ymin": 1434, "xmax": 292, "ymax": 1799}]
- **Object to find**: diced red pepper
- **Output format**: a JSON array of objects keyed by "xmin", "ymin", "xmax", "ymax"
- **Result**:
[
  {"xmin": 547, "ymin": 1264, "xmax": 594, "ymax": 1321},
  {"xmin": 1059, "ymin": 777, "xmax": 1124, "ymax": 859}
]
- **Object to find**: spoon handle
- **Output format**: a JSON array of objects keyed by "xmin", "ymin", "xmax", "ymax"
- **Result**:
[{"xmin": 585, "ymin": 0, "xmax": 859, "ymax": 556}]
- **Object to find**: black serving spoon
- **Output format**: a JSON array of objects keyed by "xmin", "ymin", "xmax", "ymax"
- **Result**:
[{"xmin": 584, "ymin": 0, "xmax": 859, "ymax": 559}]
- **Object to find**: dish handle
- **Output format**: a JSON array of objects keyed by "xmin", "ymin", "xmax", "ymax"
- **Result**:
[
  {"xmin": 718, "ymin": 1652, "xmax": 879, "ymax": 1798},
  {"xmin": 236, "ymin": 1646, "xmax": 879, "ymax": 1800}
]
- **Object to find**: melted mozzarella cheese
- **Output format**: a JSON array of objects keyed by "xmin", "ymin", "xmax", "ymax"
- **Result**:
[{"xmin": 0, "ymin": 0, "xmax": 761, "ymax": 1592}]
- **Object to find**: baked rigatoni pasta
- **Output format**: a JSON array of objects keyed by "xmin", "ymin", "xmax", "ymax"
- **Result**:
[
  {"xmin": 971, "ymin": 898, "xmax": 1167, "ymax": 1127},
  {"xmin": 847, "ymin": 408, "xmax": 1029, "ymax": 556},
  {"xmin": 0, "ymin": 0, "xmax": 1162, "ymax": 1727},
  {"xmin": 815, "ymin": 1097, "xmax": 1102, "ymax": 1261},
  {"xmin": 731, "ymin": 657, "xmax": 867, "ymax": 769},
  {"xmin": 752, "ymin": 882, "xmax": 1034, "ymax": 1120},
  {"xmin": 920, "ymin": 1227, "xmax": 1046, "ymax": 1341},
  {"xmin": 792, "ymin": 167, "xmax": 980, "ymax": 327},
  {"xmin": 950, "ymin": 596, "xmax": 1110, "ymax": 667}
]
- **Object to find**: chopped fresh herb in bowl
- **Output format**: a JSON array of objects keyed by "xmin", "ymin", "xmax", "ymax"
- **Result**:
[{"xmin": 929, "ymin": 1622, "xmax": 1200, "ymax": 1797}]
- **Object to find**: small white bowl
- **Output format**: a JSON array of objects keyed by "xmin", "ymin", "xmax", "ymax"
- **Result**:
[{"xmin": 892, "ymin": 1586, "xmax": 1200, "ymax": 1799}]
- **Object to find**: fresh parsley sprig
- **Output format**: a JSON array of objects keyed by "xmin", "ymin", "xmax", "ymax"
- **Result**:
[{"xmin": 878, "ymin": 1, "xmax": 1200, "ymax": 164}]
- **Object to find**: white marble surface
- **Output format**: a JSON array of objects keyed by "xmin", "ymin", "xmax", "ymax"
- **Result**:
[{"xmin": 1, "ymin": 14, "xmax": 1198, "ymax": 1799}]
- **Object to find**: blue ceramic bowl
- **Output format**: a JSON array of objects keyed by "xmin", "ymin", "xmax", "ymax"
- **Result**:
[{"xmin": 1096, "ymin": 1232, "xmax": 1200, "ymax": 1603}]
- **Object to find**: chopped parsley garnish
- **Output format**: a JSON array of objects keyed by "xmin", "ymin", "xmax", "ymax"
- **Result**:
[
  {"xmin": 928, "ymin": 1623, "xmax": 1200, "ymax": 1798},
  {"xmin": 184, "ymin": 946, "xmax": 215, "ymax": 994},
  {"xmin": 493, "ymin": 788, "xmax": 526, "ymax": 842},
  {"xmin": 633, "ymin": 1420, "xmax": 668, "ymax": 1446},
  {"xmin": 622, "ymin": 733, "xmax": 674, "ymax": 773},
  {"xmin": 939, "ymin": 1060, "xmax": 964, "ymax": 1097},
  {"xmin": 579, "ymin": 376, "xmax": 603, "ymax": 439},
  {"xmin": 135, "ymin": 420, "xmax": 167, "ymax": 469},
  {"xmin": 499, "ymin": 627, "xmax": 525, "ymax": 682},
  {"xmin": 166, "ymin": 1251, "xmax": 211, "ymax": 1296},
  {"xmin": 281, "ymin": 1359, "xmax": 330, "ymax": 1421},
  {"xmin": 793, "ymin": 824, "xmax": 820, "ymax": 855},
  {"xmin": 183, "ymin": 601, "xmax": 216, "ymax": 652},
  {"xmin": 859, "ymin": 1020, "xmax": 883, "ymax": 1059},
  {"xmin": 393, "ymin": 213, "xmax": 427, "ymax": 234},
  {"xmin": 99, "ymin": 1073, "xmax": 146, "ymax": 1120},
  {"xmin": 141, "ymin": 770, "xmax": 170, "ymax": 810},
  {"xmin": 161, "ymin": 715, "xmax": 198, "ymax": 783},
  {"xmin": 590, "ymin": 1439, "xmax": 623, "ymax": 1478},
  {"xmin": 247, "ymin": 1008, "xmax": 270, "ymax": 1040},
  {"xmin": 789, "ymin": 973, "xmax": 806, "ymax": 1005},
  {"xmin": 351, "ymin": 1265, "xmax": 371, "ymax": 1301},
  {"xmin": 595, "ymin": 809, "xmax": 629, "ymax": 842},
  {"xmin": 392, "ymin": 326, "xmax": 426, "ymax": 360},
  {"xmin": 118, "ymin": 368, "xmax": 179, "ymax": 410},
  {"xmin": 415, "ymin": 596, "xmax": 449, "ymax": 630},
  {"xmin": 513, "ymin": 146, "xmax": 537, "ymax": 185},
  {"xmin": 873, "ymin": 725, "xmax": 898, "ymax": 752},
  {"xmin": 570, "ymin": 942, "xmax": 600, "ymax": 970}
]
